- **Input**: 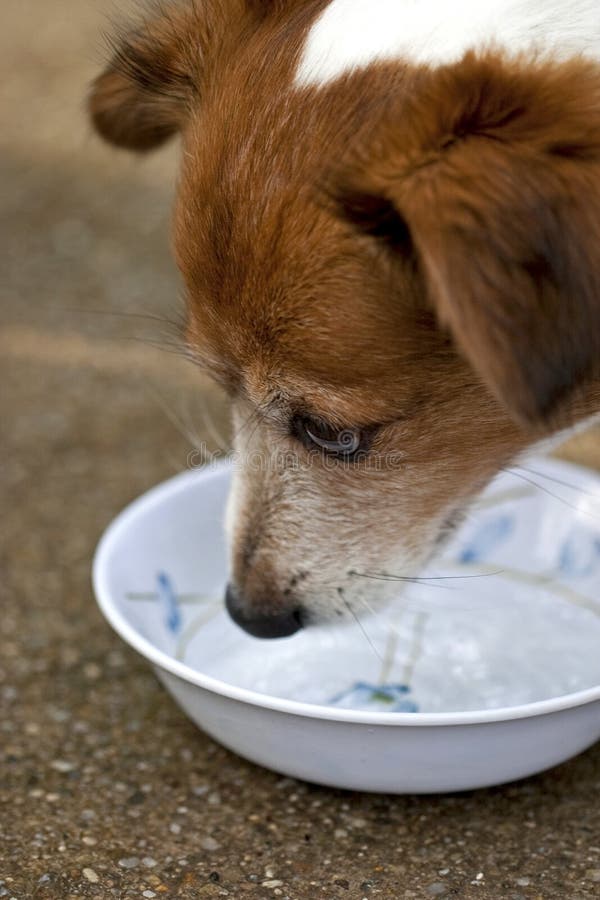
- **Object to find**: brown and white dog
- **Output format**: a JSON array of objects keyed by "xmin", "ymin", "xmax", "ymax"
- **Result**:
[{"xmin": 89, "ymin": 0, "xmax": 600, "ymax": 638}]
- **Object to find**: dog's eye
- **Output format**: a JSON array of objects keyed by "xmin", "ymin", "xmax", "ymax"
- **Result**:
[{"xmin": 292, "ymin": 416, "xmax": 367, "ymax": 458}]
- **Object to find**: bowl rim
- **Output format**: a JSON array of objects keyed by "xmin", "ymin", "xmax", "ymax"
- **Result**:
[{"xmin": 93, "ymin": 457, "xmax": 600, "ymax": 728}]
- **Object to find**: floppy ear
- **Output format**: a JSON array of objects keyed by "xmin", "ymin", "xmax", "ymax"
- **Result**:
[
  {"xmin": 88, "ymin": 5, "xmax": 202, "ymax": 152},
  {"xmin": 335, "ymin": 55, "xmax": 600, "ymax": 426}
]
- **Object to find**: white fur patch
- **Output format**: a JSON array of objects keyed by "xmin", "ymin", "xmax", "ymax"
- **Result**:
[{"xmin": 296, "ymin": 0, "xmax": 600, "ymax": 87}]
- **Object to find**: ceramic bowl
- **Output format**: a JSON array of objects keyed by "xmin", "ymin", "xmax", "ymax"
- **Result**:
[{"xmin": 93, "ymin": 457, "xmax": 600, "ymax": 793}]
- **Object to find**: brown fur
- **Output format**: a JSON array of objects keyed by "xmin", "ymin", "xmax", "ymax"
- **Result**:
[
  {"xmin": 88, "ymin": 1, "xmax": 600, "ymax": 629},
  {"xmin": 336, "ymin": 53, "xmax": 600, "ymax": 425}
]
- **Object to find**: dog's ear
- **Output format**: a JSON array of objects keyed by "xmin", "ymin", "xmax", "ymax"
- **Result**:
[
  {"xmin": 88, "ymin": 5, "xmax": 203, "ymax": 152},
  {"xmin": 334, "ymin": 55, "xmax": 600, "ymax": 426}
]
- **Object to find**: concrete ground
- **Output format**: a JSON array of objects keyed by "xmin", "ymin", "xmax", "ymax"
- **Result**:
[{"xmin": 1, "ymin": 2, "xmax": 600, "ymax": 898}]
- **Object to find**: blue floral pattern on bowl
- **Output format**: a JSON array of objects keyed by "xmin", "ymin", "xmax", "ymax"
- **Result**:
[
  {"xmin": 330, "ymin": 682, "xmax": 419, "ymax": 712},
  {"xmin": 558, "ymin": 526, "xmax": 600, "ymax": 578},
  {"xmin": 458, "ymin": 514, "xmax": 513, "ymax": 564}
]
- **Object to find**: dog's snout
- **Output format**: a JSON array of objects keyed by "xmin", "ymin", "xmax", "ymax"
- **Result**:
[{"xmin": 224, "ymin": 583, "xmax": 304, "ymax": 639}]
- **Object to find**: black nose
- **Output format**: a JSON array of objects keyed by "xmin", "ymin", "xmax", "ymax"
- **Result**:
[{"xmin": 225, "ymin": 583, "xmax": 304, "ymax": 639}]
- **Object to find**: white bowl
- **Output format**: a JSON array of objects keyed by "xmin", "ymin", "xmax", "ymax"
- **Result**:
[{"xmin": 93, "ymin": 457, "xmax": 600, "ymax": 793}]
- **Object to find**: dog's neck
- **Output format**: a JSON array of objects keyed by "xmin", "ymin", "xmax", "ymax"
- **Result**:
[{"xmin": 296, "ymin": 0, "xmax": 600, "ymax": 87}]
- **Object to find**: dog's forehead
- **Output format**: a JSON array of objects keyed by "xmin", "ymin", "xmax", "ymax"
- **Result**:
[
  {"xmin": 172, "ymin": 28, "xmax": 443, "ymax": 421},
  {"xmin": 180, "ymin": 196, "xmax": 442, "ymax": 423},
  {"xmin": 182, "ymin": 232, "xmax": 414, "ymax": 405},
  {"xmin": 177, "ymin": 185, "xmax": 418, "ymax": 391}
]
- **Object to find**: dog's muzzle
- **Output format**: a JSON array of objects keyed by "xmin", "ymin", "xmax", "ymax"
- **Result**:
[{"xmin": 224, "ymin": 583, "xmax": 304, "ymax": 639}]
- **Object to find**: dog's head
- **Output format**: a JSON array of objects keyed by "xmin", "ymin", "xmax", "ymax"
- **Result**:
[{"xmin": 90, "ymin": 2, "xmax": 600, "ymax": 637}]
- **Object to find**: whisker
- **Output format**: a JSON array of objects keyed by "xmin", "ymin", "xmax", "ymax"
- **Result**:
[
  {"xmin": 355, "ymin": 595, "xmax": 378, "ymax": 617},
  {"xmin": 360, "ymin": 571, "xmax": 504, "ymax": 582},
  {"xmin": 350, "ymin": 569, "xmax": 499, "ymax": 590},
  {"xmin": 195, "ymin": 400, "xmax": 231, "ymax": 454},
  {"xmin": 350, "ymin": 572, "xmax": 453, "ymax": 590},
  {"xmin": 180, "ymin": 394, "xmax": 229, "ymax": 457},
  {"xmin": 515, "ymin": 463, "xmax": 600, "ymax": 498},
  {"xmin": 343, "ymin": 599, "xmax": 384, "ymax": 663},
  {"xmin": 62, "ymin": 306, "xmax": 186, "ymax": 332},
  {"xmin": 504, "ymin": 467, "xmax": 600, "ymax": 522},
  {"xmin": 232, "ymin": 405, "xmax": 272, "ymax": 451},
  {"xmin": 234, "ymin": 407, "xmax": 262, "ymax": 442},
  {"xmin": 144, "ymin": 383, "xmax": 217, "ymax": 463},
  {"xmin": 62, "ymin": 305, "xmax": 223, "ymax": 378},
  {"xmin": 119, "ymin": 333, "xmax": 199, "ymax": 362}
]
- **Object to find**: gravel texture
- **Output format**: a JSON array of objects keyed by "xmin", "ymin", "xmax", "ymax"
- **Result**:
[{"xmin": 1, "ymin": 2, "xmax": 599, "ymax": 898}]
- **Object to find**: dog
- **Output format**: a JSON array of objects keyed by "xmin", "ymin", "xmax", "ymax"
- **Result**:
[{"xmin": 89, "ymin": 0, "xmax": 600, "ymax": 638}]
